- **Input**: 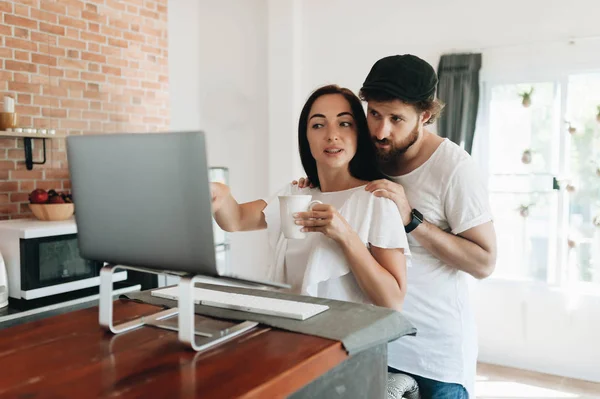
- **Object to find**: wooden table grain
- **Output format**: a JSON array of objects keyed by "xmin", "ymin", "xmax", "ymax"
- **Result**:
[{"xmin": 0, "ymin": 299, "xmax": 348, "ymax": 398}]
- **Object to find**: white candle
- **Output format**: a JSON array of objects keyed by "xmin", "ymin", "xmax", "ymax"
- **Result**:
[{"xmin": 3, "ymin": 96, "xmax": 14, "ymax": 113}]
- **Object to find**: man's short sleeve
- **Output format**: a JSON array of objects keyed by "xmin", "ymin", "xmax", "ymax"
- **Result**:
[{"xmin": 444, "ymin": 159, "xmax": 493, "ymax": 235}]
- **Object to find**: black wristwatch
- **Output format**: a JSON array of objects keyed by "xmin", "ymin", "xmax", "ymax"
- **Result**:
[{"xmin": 404, "ymin": 209, "xmax": 424, "ymax": 233}]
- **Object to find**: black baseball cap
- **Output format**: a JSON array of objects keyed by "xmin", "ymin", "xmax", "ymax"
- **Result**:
[{"xmin": 360, "ymin": 54, "xmax": 438, "ymax": 102}]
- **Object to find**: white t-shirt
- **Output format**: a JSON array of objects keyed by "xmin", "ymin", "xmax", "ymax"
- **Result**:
[
  {"xmin": 386, "ymin": 139, "xmax": 493, "ymax": 399},
  {"xmin": 263, "ymin": 183, "xmax": 410, "ymax": 304}
]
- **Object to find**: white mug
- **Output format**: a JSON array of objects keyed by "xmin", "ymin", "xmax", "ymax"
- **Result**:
[{"xmin": 278, "ymin": 195, "xmax": 322, "ymax": 239}]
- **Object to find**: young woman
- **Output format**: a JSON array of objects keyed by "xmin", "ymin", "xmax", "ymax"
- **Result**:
[{"xmin": 211, "ymin": 85, "xmax": 409, "ymax": 310}]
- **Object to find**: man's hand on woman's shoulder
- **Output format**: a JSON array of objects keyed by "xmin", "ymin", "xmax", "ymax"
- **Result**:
[{"xmin": 291, "ymin": 177, "xmax": 315, "ymax": 189}]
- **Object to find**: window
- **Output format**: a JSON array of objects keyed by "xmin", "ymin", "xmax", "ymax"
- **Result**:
[{"xmin": 481, "ymin": 73, "xmax": 600, "ymax": 285}]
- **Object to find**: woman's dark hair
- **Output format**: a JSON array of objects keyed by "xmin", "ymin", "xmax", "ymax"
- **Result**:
[{"xmin": 298, "ymin": 85, "xmax": 385, "ymax": 189}]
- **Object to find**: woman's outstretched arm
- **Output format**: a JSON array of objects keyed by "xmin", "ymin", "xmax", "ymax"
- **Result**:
[{"xmin": 211, "ymin": 182, "xmax": 267, "ymax": 232}]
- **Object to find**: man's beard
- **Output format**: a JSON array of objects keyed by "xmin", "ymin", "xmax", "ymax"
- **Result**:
[{"xmin": 372, "ymin": 126, "xmax": 419, "ymax": 163}]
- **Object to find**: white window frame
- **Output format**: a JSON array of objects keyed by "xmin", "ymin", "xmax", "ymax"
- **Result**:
[{"xmin": 476, "ymin": 69, "xmax": 600, "ymax": 288}]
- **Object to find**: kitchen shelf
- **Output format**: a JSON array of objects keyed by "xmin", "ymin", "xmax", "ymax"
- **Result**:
[
  {"xmin": 0, "ymin": 131, "xmax": 66, "ymax": 170},
  {"xmin": 0, "ymin": 131, "xmax": 65, "ymax": 139}
]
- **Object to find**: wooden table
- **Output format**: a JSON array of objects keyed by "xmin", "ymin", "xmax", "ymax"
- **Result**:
[{"xmin": 0, "ymin": 299, "xmax": 351, "ymax": 398}]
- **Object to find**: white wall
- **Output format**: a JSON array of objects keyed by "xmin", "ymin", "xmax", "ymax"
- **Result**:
[
  {"xmin": 300, "ymin": 0, "xmax": 600, "ymax": 94},
  {"xmin": 168, "ymin": 0, "xmax": 270, "ymax": 277}
]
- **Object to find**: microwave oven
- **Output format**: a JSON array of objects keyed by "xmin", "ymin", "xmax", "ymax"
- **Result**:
[{"xmin": 0, "ymin": 218, "xmax": 128, "ymax": 309}]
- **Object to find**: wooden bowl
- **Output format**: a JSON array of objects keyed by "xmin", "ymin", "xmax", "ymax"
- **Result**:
[
  {"xmin": 29, "ymin": 203, "xmax": 75, "ymax": 221},
  {"xmin": 0, "ymin": 112, "xmax": 18, "ymax": 130}
]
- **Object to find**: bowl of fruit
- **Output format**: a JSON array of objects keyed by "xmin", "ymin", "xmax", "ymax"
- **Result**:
[{"xmin": 28, "ymin": 189, "xmax": 74, "ymax": 221}]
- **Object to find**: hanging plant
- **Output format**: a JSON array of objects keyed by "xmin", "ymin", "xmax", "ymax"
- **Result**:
[
  {"xmin": 519, "ymin": 87, "xmax": 534, "ymax": 108},
  {"xmin": 521, "ymin": 148, "xmax": 533, "ymax": 164},
  {"xmin": 596, "ymin": 167, "xmax": 600, "ymax": 177},
  {"xmin": 593, "ymin": 215, "xmax": 600, "ymax": 228},
  {"xmin": 566, "ymin": 121, "xmax": 577, "ymax": 135},
  {"xmin": 565, "ymin": 183, "xmax": 577, "ymax": 193},
  {"xmin": 596, "ymin": 105, "xmax": 600, "ymax": 123},
  {"xmin": 519, "ymin": 204, "xmax": 532, "ymax": 218},
  {"xmin": 567, "ymin": 238, "xmax": 578, "ymax": 249}
]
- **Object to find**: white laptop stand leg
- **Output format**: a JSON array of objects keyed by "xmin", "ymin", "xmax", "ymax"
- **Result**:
[
  {"xmin": 99, "ymin": 264, "xmax": 178, "ymax": 334},
  {"xmin": 99, "ymin": 264, "xmax": 258, "ymax": 352},
  {"xmin": 178, "ymin": 274, "xmax": 258, "ymax": 351}
]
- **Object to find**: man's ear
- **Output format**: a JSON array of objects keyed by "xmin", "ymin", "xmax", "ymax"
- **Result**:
[{"xmin": 420, "ymin": 110, "xmax": 432, "ymax": 125}]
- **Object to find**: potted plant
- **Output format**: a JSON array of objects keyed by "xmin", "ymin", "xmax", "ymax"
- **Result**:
[{"xmin": 519, "ymin": 88, "xmax": 534, "ymax": 108}]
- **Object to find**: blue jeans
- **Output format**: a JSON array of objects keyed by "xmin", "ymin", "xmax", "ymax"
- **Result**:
[{"xmin": 388, "ymin": 367, "xmax": 468, "ymax": 399}]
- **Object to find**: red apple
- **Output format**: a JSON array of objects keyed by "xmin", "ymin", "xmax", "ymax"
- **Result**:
[
  {"xmin": 48, "ymin": 195, "xmax": 66, "ymax": 204},
  {"xmin": 29, "ymin": 189, "xmax": 48, "ymax": 204}
]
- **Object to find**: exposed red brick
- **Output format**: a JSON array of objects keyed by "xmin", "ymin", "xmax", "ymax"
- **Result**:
[
  {"xmin": 13, "ymin": 27, "xmax": 29, "ymax": 38},
  {"xmin": 0, "ymin": 47, "xmax": 12, "ymax": 58},
  {"xmin": 0, "ymin": 204, "xmax": 19, "ymax": 214},
  {"xmin": 80, "ymin": 31, "xmax": 107, "ymax": 44},
  {"xmin": 40, "ymin": 1, "xmax": 67, "ymax": 14},
  {"xmin": 58, "ymin": 16, "xmax": 87, "ymax": 30},
  {"xmin": 0, "ymin": 2, "xmax": 13, "ymax": 13},
  {"xmin": 17, "ymin": 93, "xmax": 32, "ymax": 104},
  {"xmin": 5, "ymin": 37, "xmax": 37, "ymax": 51},
  {"xmin": 108, "ymin": 37, "xmax": 128, "ymax": 48},
  {"xmin": 81, "ymin": 72, "xmax": 106, "ymax": 82},
  {"xmin": 10, "ymin": 170, "xmax": 43, "ymax": 180},
  {"xmin": 87, "ymin": 42, "xmax": 100, "ymax": 52},
  {"xmin": 3, "ymin": 14, "xmax": 37, "ymax": 30},
  {"xmin": 101, "ymin": 25, "xmax": 121, "ymax": 38},
  {"xmin": 60, "ymin": 98, "xmax": 88, "ymax": 109},
  {"xmin": 102, "ymin": 45, "xmax": 122, "ymax": 56},
  {"xmin": 81, "ymin": 10, "xmax": 106, "ymax": 24},
  {"xmin": 64, "ymin": 69, "xmax": 79, "ymax": 79},
  {"xmin": 106, "ymin": 57, "xmax": 128, "ymax": 67},
  {"xmin": 45, "ymin": 169, "xmax": 70, "ymax": 179},
  {"xmin": 14, "ymin": 105, "xmax": 41, "ymax": 116},
  {"xmin": 0, "ymin": 161, "xmax": 16, "ymax": 171},
  {"xmin": 39, "ymin": 22, "xmax": 65, "ymax": 36},
  {"xmin": 13, "ymin": 3, "xmax": 29, "ymax": 16},
  {"xmin": 105, "ymin": 0, "xmax": 126, "ymax": 11},
  {"xmin": 60, "ymin": 119, "xmax": 89, "ymax": 129},
  {"xmin": 0, "ymin": 24, "xmax": 11, "ymax": 35},
  {"xmin": 8, "ymin": 81, "xmax": 41, "ymax": 94},
  {"xmin": 32, "ymin": 53, "xmax": 57, "ymax": 66},
  {"xmin": 85, "ymin": 2, "xmax": 98, "ymax": 12},
  {"xmin": 10, "ymin": 192, "xmax": 30, "ymax": 203},
  {"xmin": 31, "ymin": 8, "xmax": 58, "ymax": 24},
  {"xmin": 58, "ymin": 57, "xmax": 86, "ymax": 70},
  {"xmin": 82, "ymin": 111, "xmax": 108, "ymax": 120},
  {"xmin": 19, "ymin": 181, "xmax": 35, "ymax": 192},
  {"xmin": 102, "ymin": 65, "xmax": 121, "ymax": 76},
  {"xmin": 140, "ymin": 8, "xmax": 159, "ymax": 19},
  {"xmin": 31, "ymin": 31, "xmax": 57, "ymax": 44},
  {"xmin": 42, "ymin": 108, "xmax": 67, "ymax": 118},
  {"xmin": 58, "ymin": 37, "xmax": 87, "ymax": 50},
  {"xmin": 36, "ymin": 180, "xmax": 63, "ymax": 190},
  {"xmin": 81, "ymin": 51, "xmax": 106, "ymax": 63},
  {"xmin": 5, "ymin": 60, "xmax": 37, "ymax": 73},
  {"xmin": 40, "ymin": 45, "xmax": 65, "ymax": 57}
]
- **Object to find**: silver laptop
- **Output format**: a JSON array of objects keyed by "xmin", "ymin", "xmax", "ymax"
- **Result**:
[{"xmin": 67, "ymin": 131, "xmax": 287, "ymax": 289}]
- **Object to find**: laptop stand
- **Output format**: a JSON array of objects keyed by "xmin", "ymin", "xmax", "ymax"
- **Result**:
[{"xmin": 99, "ymin": 264, "xmax": 258, "ymax": 351}]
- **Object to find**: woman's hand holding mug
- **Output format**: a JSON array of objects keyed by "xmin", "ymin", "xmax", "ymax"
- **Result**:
[{"xmin": 293, "ymin": 203, "xmax": 353, "ymax": 245}]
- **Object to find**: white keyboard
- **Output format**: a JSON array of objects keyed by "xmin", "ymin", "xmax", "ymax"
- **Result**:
[{"xmin": 151, "ymin": 286, "xmax": 329, "ymax": 321}]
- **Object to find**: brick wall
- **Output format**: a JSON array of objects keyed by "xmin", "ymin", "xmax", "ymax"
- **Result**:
[{"xmin": 0, "ymin": 0, "xmax": 169, "ymax": 219}]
